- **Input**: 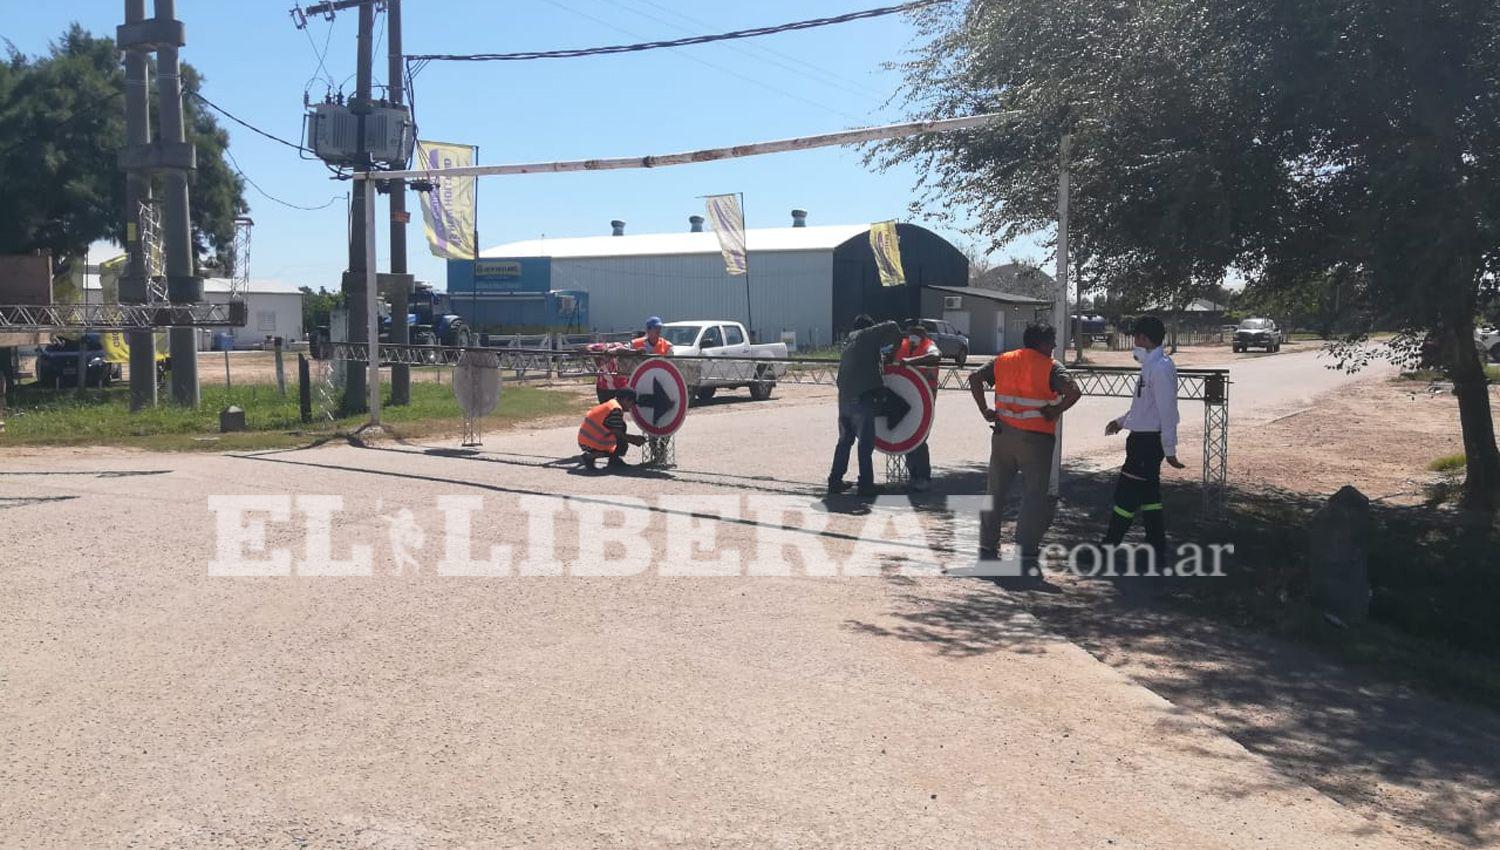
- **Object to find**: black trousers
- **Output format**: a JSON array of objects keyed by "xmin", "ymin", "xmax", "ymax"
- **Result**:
[{"xmin": 1103, "ymin": 431, "xmax": 1167, "ymax": 566}]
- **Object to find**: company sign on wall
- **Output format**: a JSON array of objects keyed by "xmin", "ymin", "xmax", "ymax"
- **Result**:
[{"xmin": 447, "ymin": 256, "xmax": 552, "ymax": 294}]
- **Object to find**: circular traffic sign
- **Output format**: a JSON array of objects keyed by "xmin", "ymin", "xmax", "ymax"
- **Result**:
[
  {"xmin": 453, "ymin": 350, "xmax": 501, "ymax": 418},
  {"xmin": 628, "ymin": 358, "xmax": 688, "ymax": 437},
  {"xmin": 874, "ymin": 364, "xmax": 935, "ymax": 456}
]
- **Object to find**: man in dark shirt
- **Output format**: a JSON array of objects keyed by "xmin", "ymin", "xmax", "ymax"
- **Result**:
[{"xmin": 828, "ymin": 314, "xmax": 903, "ymax": 496}]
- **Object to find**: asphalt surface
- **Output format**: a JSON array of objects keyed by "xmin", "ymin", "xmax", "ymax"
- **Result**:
[{"xmin": 0, "ymin": 348, "xmax": 1411, "ymax": 847}]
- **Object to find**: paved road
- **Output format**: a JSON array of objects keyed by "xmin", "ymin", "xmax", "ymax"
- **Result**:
[{"xmin": 0, "ymin": 348, "xmax": 1408, "ymax": 847}]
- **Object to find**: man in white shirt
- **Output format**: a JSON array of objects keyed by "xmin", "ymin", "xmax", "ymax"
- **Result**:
[{"xmin": 1102, "ymin": 316, "xmax": 1185, "ymax": 572}]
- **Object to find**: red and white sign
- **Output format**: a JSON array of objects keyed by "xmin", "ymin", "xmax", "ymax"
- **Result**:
[
  {"xmin": 628, "ymin": 358, "xmax": 688, "ymax": 437},
  {"xmin": 874, "ymin": 364, "xmax": 935, "ymax": 456}
]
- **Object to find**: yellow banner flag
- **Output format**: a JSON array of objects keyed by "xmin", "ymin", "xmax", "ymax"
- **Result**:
[
  {"xmin": 416, "ymin": 140, "xmax": 478, "ymax": 260},
  {"xmin": 870, "ymin": 220, "xmax": 905, "ymax": 287}
]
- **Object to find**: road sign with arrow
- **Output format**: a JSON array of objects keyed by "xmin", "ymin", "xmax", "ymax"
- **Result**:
[
  {"xmin": 628, "ymin": 357, "xmax": 688, "ymax": 437},
  {"xmin": 874, "ymin": 364, "xmax": 934, "ymax": 455}
]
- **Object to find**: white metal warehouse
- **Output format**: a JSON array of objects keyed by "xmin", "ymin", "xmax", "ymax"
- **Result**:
[{"xmin": 456, "ymin": 213, "xmax": 970, "ymax": 349}]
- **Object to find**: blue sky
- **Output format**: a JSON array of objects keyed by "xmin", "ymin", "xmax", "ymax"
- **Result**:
[{"xmin": 6, "ymin": 1, "xmax": 1045, "ymax": 292}]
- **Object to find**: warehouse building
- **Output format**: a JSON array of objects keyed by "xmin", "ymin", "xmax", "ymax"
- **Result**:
[
  {"xmin": 919, "ymin": 285, "xmax": 1051, "ymax": 357},
  {"xmin": 448, "ymin": 211, "xmax": 969, "ymax": 349}
]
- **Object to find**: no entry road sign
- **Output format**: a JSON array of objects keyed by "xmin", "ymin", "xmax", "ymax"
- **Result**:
[
  {"xmin": 628, "ymin": 358, "xmax": 688, "ymax": 437},
  {"xmin": 874, "ymin": 364, "xmax": 934, "ymax": 456}
]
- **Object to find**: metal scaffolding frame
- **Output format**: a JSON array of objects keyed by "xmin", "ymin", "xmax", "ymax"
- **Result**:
[
  {"xmin": 327, "ymin": 342, "xmax": 1232, "ymax": 510},
  {"xmin": 138, "ymin": 200, "xmax": 169, "ymax": 304},
  {"xmin": 227, "ymin": 217, "xmax": 253, "ymax": 303},
  {"xmin": 0, "ymin": 302, "xmax": 248, "ymax": 332}
]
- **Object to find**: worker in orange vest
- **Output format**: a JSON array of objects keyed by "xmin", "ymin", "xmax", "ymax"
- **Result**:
[
  {"xmin": 967, "ymin": 321, "xmax": 1082, "ymax": 581},
  {"xmin": 891, "ymin": 320, "xmax": 942, "ymax": 491},
  {"xmin": 577, "ymin": 388, "xmax": 646, "ymax": 471},
  {"xmin": 585, "ymin": 316, "xmax": 672, "ymax": 403}
]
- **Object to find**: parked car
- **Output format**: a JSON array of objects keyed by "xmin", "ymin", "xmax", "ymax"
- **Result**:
[
  {"xmin": 34, "ymin": 334, "xmax": 121, "ymax": 388},
  {"xmin": 1477, "ymin": 326, "xmax": 1500, "ymax": 362},
  {"xmin": 916, "ymin": 318, "xmax": 970, "ymax": 365},
  {"xmin": 662, "ymin": 320, "xmax": 789, "ymax": 402},
  {"xmin": 1233, "ymin": 318, "xmax": 1283, "ymax": 353}
]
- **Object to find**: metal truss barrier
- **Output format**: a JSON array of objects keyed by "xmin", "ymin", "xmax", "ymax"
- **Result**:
[
  {"xmin": 0, "ymin": 302, "xmax": 247, "ymax": 331},
  {"xmin": 330, "ymin": 342, "xmax": 1230, "ymax": 513}
]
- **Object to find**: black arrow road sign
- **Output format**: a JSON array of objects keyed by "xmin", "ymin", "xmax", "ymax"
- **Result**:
[
  {"xmin": 882, "ymin": 388, "xmax": 911, "ymax": 429},
  {"xmin": 636, "ymin": 375, "xmax": 677, "ymax": 426}
]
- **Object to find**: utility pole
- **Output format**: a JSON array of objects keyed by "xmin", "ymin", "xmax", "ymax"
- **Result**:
[
  {"xmin": 119, "ymin": 0, "xmax": 157, "ymax": 411},
  {"xmin": 340, "ymin": 0, "xmax": 375, "ymax": 415},
  {"xmin": 387, "ymin": 0, "xmax": 411, "ymax": 406},
  {"xmin": 154, "ymin": 0, "xmax": 202, "ymax": 406},
  {"xmin": 1050, "ymin": 133, "xmax": 1072, "ymax": 498}
]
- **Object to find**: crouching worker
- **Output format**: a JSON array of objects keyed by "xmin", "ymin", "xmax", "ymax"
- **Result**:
[{"xmin": 578, "ymin": 388, "xmax": 647, "ymax": 470}]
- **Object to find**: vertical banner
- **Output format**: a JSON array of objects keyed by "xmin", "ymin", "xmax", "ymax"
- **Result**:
[
  {"xmin": 870, "ymin": 220, "xmax": 905, "ymax": 287},
  {"xmin": 705, "ymin": 193, "xmax": 748, "ymax": 276},
  {"xmin": 416, "ymin": 140, "xmax": 478, "ymax": 260}
]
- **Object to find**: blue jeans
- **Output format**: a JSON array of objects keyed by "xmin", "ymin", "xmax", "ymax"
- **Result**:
[
  {"xmin": 829, "ymin": 395, "xmax": 877, "ymax": 487},
  {"xmin": 905, "ymin": 441, "xmax": 931, "ymax": 482}
]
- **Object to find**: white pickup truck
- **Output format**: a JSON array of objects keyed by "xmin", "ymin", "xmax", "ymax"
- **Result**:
[{"xmin": 661, "ymin": 320, "xmax": 789, "ymax": 402}]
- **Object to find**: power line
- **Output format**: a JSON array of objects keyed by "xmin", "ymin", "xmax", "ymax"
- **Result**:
[
  {"xmin": 224, "ymin": 148, "xmax": 343, "ymax": 212},
  {"xmin": 406, "ymin": 0, "xmax": 946, "ymax": 63},
  {"xmin": 618, "ymin": 0, "xmax": 885, "ymax": 99},
  {"xmin": 300, "ymin": 14, "xmax": 338, "ymax": 97},
  {"xmin": 531, "ymin": 0, "xmax": 866, "ymax": 122},
  {"xmin": 188, "ymin": 90, "xmax": 309, "ymax": 154}
]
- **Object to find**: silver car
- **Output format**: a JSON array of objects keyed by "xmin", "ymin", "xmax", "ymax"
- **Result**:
[
  {"xmin": 916, "ymin": 318, "xmax": 971, "ymax": 365},
  {"xmin": 1233, "ymin": 318, "xmax": 1283, "ymax": 353}
]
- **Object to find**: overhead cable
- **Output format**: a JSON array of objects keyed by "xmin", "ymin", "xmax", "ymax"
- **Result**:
[
  {"xmin": 406, "ymin": 0, "xmax": 947, "ymax": 63},
  {"xmin": 188, "ymin": 90, "xmax": 310, "ymax": 154}
]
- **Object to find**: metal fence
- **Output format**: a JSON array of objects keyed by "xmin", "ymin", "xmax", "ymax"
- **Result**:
[{"xmin": 329, "ymin": 342, "xmax": 1230, "ymax": 512}]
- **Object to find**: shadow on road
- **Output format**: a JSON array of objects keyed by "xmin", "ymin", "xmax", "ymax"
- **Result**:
[{"xmin": 849, "ymin": 465, "xmax": 1500, "ymax": 847}]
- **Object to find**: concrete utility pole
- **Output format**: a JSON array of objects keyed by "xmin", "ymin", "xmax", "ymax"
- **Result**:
[
  {"xmin": 154, "ymin": 0, "xmax": 202, "ymax": 406},
  {"xmin": 119, "ymin": 0, "xmax": 157, "ymax": 411},
  {"xmin": 341, "ymin": 0, "xmax": 376, "ymax": 415},
  {"xmin": 1050, "ymin": 133, "xmax": 1072, "ymax": 498},
  {"xmin": 387, "ymin": 0, "xmax": 411, "ymax": 406}
]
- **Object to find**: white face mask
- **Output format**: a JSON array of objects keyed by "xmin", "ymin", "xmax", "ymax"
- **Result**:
[{"xmin": 1132, "ymin": 346, "xmax": 1149, "ymax": 363}]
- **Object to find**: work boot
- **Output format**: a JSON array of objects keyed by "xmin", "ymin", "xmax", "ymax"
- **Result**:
[
  {"xmin": 826, "ymin": 479, "xmax": 853, "ymax": 496},
  {"xmin": 856, "ymin": 483, "xmax": 881, "ymax": 498},
  {"xmin": 581, "ymin": 452, "xmax": 601, "ymax": 471},
  {"xmin": 606, "ymin": 457, "xmax": 631, "ymax": 472}
]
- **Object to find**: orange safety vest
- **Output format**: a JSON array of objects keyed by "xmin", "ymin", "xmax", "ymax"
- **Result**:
[
  {"xmin": 578, "ymin": 399, "xmax": 623, "ymax": 452},
  {"xmin": 993, "ymin": 347, "xmax": 1062, "ymax": 435},
  {"xmin": 896, "ymin": 336, "xmax": 939, "ymax": 389},
  {"xmin": 632, "ymin": 335, "xmax": 672, "ymax": 355}
]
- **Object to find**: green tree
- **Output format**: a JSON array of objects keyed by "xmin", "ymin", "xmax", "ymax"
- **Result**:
[
  {"xmin": 0, "ymin": 26, "xmax": 246, "ymax": 276},
  {"xmin": 877, "ymin": 0, "xmax": 1500, "ymax": 511},
  {"xmin": 299, "ymin": 285, "xmax": 344, "ymax": 333}
]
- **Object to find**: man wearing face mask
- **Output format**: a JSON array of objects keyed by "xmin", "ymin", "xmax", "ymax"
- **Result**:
[
  {"xmin": 1101, "ymin": 315, "xmax": 1186, "ymax": 572},
  {"xmin": 891, "ymin": 320, "xmax": 942, "ymax": 491}
]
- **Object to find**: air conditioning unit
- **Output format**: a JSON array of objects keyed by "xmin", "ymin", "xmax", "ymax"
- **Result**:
[
  {"xmin": 306, "ymin": 103, "xmax": 415, "ymax": 166},
  {"xmin": 944, "ymin": 296, "xmax": 963, "ymax": 310}
]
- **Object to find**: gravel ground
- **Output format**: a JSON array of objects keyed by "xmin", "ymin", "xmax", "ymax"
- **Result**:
[{"xmin": 0, "ymin": 348, "xmax": 1455, "ymax": 848}]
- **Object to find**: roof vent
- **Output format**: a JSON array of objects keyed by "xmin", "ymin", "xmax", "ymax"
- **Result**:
[
  {"xmin": 689, "ymin": 215, "xmax": 705, "ymax": 233},
  {"xmin": 610, "ymin": 220, "xmax": 625, "ymax": 236},
  {"xmin": 791, "ymin": 209, "xmax": 808, "ymax": 228}
]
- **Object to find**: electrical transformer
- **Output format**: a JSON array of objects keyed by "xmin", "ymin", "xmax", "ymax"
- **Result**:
[{"xmin": 306, "ymin": 102, "xmax": 415, "ymax": 166}]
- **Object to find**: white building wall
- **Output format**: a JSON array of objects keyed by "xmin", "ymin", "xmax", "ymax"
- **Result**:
[
  {"xmin": 82, "ymin": 286, "xmax": 304, "ymax": 350},
  {"xmin": 548, "ymin": 250, "xmax": 835, "ymax": 348},
  {"xmin": 206, "ymin": 291, "xmax": 303, "ymax": 349}
]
